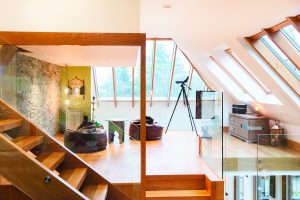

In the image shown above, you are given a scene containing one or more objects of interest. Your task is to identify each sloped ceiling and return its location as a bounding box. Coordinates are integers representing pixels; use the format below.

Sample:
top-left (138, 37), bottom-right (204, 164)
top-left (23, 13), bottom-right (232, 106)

top-left (140, 0), bottom-right (300, 127)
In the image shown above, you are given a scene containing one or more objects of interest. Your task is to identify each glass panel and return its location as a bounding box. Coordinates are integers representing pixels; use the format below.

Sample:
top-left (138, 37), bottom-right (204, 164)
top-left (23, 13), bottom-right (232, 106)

top-left (257, 134), bottom-right (300, 200)
top-left (281, 25), bottom-right (300, 52)
top-left (260, 35), bottom-right (300, 80)
top-left (153, 40), bottom-right (174, 99)
top-left (200, 91), bottom-right (223, 178)
top-left (94, 67), bottom-right (114, 99)
top-left (170, 49), bottom-right (191, 99)
top-left (115, 67), bottom-right (132, 99)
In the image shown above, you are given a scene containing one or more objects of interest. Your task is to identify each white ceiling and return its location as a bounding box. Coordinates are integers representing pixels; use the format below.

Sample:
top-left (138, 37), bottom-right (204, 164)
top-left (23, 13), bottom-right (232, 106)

top-left (19, 46), bottom-right (139, 67)
top-left (141, 0), bottom-right (300, 56)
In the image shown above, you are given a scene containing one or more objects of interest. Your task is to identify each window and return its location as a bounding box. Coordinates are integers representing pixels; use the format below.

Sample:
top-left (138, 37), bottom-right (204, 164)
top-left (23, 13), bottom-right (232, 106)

top-left (93, 39), bottom-right (208, 104)
top-left (95, 67), bottom-right (113, 99)
top-left (260, 35), bottom-right (300, 80)
top-left (189, 70), bottom-right (206, 100)
top-left (115, 67), bottom-right (132, 99)
top-left (292, 176), bottom-right (300, 200)
top-left (153, 40), bottom-right (174, 99)
top-left (170, 49), bottom-right (191, 99)
top-left (281, 25), bottom-right (300, 52)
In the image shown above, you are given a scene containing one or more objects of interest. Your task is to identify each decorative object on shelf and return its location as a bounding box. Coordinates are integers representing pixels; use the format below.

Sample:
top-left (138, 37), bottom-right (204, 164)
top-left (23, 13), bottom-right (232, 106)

top-left (255, 106), bottom-right (262, 116)
top-left (270, 119), bottom-right (285, 146)
top-left (129, 116), bottom-right (163, 141)
top-left (67, 76), bottom-right (85, 99)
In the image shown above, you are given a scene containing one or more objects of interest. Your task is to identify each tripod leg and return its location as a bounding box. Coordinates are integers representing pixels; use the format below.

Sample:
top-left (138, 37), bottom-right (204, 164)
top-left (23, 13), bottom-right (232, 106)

top-left (183, 88), bottom-right (198, 136)
top-left (165, 89), bottom-right (183, 133)
top-left (182, 89), bottom-right (194, 131)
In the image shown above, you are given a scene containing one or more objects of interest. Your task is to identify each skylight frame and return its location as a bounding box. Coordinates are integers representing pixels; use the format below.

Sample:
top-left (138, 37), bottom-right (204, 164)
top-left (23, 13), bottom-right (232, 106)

top-left (260, 35), bottom-right (300, 81)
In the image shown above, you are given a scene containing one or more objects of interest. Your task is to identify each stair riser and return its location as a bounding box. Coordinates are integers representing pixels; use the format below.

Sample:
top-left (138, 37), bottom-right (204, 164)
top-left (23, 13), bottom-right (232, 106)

top-left (146, 197), bottom-right (210, 200)
top-left (146, 175), bottom-right (206, 190)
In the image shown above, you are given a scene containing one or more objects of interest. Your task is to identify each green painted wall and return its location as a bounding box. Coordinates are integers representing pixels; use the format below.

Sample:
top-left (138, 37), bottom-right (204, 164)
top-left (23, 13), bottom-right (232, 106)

top-left (59, 66), bottom-right (91, 131)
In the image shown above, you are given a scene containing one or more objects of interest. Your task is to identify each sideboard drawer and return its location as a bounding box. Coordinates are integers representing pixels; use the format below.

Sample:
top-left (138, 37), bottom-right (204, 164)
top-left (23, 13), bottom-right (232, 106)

top-left (229, 125), bottom-right (238, 134)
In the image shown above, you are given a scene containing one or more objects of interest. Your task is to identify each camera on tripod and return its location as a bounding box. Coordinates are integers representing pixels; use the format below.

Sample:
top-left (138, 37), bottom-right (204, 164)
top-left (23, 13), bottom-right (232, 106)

top-left (175, 76), bottom-right (189, 84)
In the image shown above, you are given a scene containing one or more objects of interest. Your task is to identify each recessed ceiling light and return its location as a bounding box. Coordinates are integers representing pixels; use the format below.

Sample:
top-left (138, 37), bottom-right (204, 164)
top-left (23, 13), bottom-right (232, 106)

top-left (162, 4), bottom-right (172, 9)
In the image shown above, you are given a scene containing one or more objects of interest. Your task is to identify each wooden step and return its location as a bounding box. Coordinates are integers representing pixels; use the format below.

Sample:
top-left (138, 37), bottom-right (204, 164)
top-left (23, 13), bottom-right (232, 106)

top-left (60, 168), bottom-right (88, 190)
top-left (146, 175), bottom-right (206, 191)
top-left (82, 184), bottom-right (108, 200)
top-left (13, 136), bottom-right (44, 151)
top-left (146, 190), bottom-right (210, 200)
top-left (36, 151), bottom-right (65, 171)
top-left (0, 119), bottom-right (22, 132)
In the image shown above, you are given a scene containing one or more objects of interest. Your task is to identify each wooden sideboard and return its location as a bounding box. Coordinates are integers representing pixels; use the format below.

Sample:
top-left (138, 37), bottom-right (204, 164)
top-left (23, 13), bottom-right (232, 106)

top-left (229, 113), bottom-right (269, 143)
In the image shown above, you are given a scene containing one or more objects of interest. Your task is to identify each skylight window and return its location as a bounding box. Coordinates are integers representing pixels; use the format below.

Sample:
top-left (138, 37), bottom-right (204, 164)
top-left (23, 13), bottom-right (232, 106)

top-left (281, 25), bottom-right (300, 52)
top-left (260, 35), bottom-right (300, 80)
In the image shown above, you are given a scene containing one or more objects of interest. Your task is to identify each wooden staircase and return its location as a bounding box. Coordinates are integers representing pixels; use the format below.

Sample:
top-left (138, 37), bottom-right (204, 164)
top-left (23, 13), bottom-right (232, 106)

top-left (145, 175), bottom-right (223, 200)
top-left (0, 99), bottom-right (130, 200)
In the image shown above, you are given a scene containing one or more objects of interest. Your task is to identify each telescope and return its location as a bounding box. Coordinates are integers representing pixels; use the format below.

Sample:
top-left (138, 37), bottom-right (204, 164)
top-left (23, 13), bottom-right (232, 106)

top-left (175, 76), bottom-right (189, 84)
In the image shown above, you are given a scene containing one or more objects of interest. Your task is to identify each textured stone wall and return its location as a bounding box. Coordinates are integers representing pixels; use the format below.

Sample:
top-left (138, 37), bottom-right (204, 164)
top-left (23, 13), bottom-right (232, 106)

top-left (15, 53), bottom-right (61, 135)
top-left (0, 49), bottom-right (61, 135)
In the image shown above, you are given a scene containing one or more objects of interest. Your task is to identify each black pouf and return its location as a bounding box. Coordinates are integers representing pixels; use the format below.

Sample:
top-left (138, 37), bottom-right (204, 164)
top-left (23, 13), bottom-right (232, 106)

top-left (64, 121), bottom-right (107, 153)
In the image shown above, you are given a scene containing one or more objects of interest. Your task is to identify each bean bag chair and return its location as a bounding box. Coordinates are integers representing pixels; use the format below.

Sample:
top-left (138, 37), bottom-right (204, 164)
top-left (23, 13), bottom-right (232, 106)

top-left (64, 119), bottom-right (107, 153)
top-left (129, 116), bottom-right (163, 141)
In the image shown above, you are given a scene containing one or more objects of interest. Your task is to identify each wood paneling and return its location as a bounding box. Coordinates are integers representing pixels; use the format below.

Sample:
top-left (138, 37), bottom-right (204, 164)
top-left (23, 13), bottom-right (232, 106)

top-left (0, 32), bottom-right (145, 46)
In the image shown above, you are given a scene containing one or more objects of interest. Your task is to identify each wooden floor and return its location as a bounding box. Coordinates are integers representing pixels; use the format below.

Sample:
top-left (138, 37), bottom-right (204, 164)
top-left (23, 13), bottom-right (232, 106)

top-left (55, 131), bottom-right (300, 183)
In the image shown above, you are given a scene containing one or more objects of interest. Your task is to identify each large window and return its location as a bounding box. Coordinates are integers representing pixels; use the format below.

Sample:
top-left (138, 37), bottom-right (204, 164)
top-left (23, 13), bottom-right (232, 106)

top-left (260, 35), bottom-right (300, 80)
top-left (93, 39), bottom-right (207, 104)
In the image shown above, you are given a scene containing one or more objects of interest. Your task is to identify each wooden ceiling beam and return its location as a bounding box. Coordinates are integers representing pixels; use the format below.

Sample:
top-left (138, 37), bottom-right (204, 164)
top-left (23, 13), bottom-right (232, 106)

top-left (0, 32), bottom-right (145, 46)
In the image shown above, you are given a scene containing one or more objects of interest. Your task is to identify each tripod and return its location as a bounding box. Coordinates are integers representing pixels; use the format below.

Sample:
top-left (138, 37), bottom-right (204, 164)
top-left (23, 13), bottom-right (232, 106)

top-left (165, 77), bottom-right (198, 136)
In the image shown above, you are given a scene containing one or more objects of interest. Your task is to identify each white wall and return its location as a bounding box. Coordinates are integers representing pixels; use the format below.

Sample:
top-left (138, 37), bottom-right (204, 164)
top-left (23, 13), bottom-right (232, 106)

top-left (94, 98), bottom-right (231, 132)
top-left (0, 0), bottom-right (140, 33)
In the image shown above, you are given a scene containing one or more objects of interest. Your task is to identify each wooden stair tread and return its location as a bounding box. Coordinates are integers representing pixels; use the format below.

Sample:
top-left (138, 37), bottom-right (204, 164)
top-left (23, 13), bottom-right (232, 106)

top-left (13, 136), bottom-right (44, 151)
top-left (37, 151), bottom-right (65, 171)
top-left (60, 168), bottom-right (88, 190)
top-left (146, 190), bottom-right (210, 197)
top-left (0, 119), bottom-right (22, 132)
top-left (82, 184), bottom-right (108, 200)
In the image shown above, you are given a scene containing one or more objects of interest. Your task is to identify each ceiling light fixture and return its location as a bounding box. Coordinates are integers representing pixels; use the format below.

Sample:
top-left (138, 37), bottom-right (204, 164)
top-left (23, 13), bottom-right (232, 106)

top-left (162, 3), bottom-right (172, 8)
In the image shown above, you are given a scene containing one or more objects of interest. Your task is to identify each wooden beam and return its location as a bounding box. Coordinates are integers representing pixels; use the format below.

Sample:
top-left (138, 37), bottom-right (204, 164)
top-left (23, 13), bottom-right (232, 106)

top-left (247, 31), bottom-right (266, 42)
top-left (167, 44), bottom-right (177, 107)
top-left (140, 44), bottom-right (146, 200)
top-left (225, 49), bottom-right (271, 94)
top-left (187, 66), bottom-right (193, 96)
top-left (112, 67), bottom-right (117, 108)
top-left (0, 32), bottom-right (145, 46)
top-left (245, 37), bottom-right (300, 96)
top-left (210, 56), bottom-right (256, 101)
top-left (264, 29), bottom-right (300, 71)
top-left (287, 17), bottom-right (300, 33)
top-left (150, 40), bottom-right (157, 107)
top-left (132, 66), bottom-right (135, 107)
